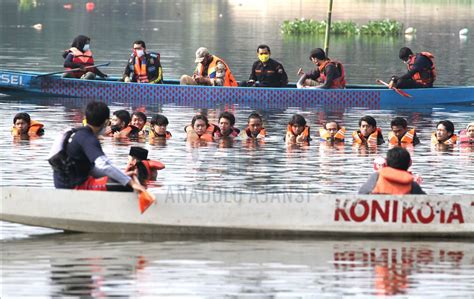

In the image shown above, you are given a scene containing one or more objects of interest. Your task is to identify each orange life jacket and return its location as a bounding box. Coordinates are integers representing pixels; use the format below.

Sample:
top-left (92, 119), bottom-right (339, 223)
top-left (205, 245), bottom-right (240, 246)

top-left (149, 130), bottom-right (172, 139)
top-left (66, 47), bottom-right (94, 78)
top-left (431, 132), bottom-right (457, 145)
top-left (142, 160), bottom-right (165, 181)
top-left (318, 59), bottom-right (346, 88)
top-left (243, 127), bottom-right (266, 139)
top-left (186, 124), bottom-right (216, 142)
top-left (134, 56), bottom-right (149, 83)
top-left (388, 128), bottom-right (416, 145)
top-left (11, 120), bottom-right (44, 136)
top-left (352, 128), bottom-right (382, 146)
top-left (407, 52), bottom-right (436, 86)
top-left (195, 55), bottom-right (238, 87)
top-left (286, 125), bottom-right (310, 142)
top-left (372, 167), bottom-right (414, 194)
top-left (458, 130), bottom-right (473, 144)
top-left (319, 127), bottom-right (345, 142)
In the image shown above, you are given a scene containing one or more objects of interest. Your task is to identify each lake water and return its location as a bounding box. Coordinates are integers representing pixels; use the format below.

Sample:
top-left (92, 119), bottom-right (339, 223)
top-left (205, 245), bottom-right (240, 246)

top-left (1, 0), bottom-right (473, 297)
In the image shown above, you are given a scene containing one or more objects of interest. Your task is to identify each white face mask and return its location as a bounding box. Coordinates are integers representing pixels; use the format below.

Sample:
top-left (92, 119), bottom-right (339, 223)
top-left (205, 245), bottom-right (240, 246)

top-left (136, 49), bottom-right (144, 57)
top-left (83, 44), bottom-right (90, 51)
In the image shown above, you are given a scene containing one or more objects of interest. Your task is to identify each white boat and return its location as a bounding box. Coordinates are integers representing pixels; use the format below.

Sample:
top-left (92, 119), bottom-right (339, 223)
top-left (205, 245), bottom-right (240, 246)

top-left (1, 187), bottom-right (472, 237)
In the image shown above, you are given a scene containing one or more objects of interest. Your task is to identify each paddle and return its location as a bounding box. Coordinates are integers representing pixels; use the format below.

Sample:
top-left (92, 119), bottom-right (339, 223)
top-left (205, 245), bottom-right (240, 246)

top-left (36, 62), bottom-right (110, 78)
top-left (376, 79), bottom-right (412, 98)
top-left (138, 190), bottom-right (156, 214)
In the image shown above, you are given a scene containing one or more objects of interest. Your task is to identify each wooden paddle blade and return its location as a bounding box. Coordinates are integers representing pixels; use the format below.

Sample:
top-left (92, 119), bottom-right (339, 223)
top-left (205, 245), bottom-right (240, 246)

top-left (138, 191), bottom-right (156, 214)
top-left (376, 79), bottom-right (412, 98)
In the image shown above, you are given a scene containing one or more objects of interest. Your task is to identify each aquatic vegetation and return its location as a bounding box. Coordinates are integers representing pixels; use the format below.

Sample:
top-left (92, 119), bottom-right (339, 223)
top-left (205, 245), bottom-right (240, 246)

top-left (281, 18), bottom-right (403, 36)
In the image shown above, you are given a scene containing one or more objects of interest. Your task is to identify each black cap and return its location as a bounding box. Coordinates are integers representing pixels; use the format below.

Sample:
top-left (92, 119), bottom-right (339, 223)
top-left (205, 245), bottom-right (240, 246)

top-left (399, 47), bottom-right (413, 61)
top-left (129, 146), bottom-right (148, 160)
top-left (309, 48), bottom-right (326, 60)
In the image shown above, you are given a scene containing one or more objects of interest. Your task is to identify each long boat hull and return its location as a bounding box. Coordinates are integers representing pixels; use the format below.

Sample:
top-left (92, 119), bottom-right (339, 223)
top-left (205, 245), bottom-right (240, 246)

top-left (1, 187), bottom-right (472, 237)
top-left (1, 70), bottom-right (473, 109)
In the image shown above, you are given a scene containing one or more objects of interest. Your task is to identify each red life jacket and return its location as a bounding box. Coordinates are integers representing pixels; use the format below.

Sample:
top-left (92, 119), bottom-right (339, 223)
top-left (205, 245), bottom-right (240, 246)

top-left (318, 60), bottom-right (346, 88)
top-left (142, 160), bottom-right (165, 181)
top-left (459, 130), bottom-right (473, 144)
top-left (11, 120), bottom-right (44, 136)
top-left (372, 167), bottom-right (414, 194)
top-left (407, 52), bottom-right (436, 86)
top-left (66, 47), bottom-right (94, 78)
top-left (388, 128), bottom-right (416, 145)
top-left (195, 55), bottom-right (238, 87)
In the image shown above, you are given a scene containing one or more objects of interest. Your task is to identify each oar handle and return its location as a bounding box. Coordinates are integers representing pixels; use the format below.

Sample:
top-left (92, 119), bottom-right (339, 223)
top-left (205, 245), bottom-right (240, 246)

top-left (36, 62), bottom-right (110, 78)
top-left (376, 79), bottom-right (412, 98)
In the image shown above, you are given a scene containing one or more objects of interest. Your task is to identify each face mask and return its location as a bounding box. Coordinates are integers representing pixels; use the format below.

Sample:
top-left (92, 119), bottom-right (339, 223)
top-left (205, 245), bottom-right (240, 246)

top-left (136, 49), bottom-right (144, 57)
top-left (258, 54), bottom-right (270, 63)
top-left (83, 44), bottom-right (90, 51)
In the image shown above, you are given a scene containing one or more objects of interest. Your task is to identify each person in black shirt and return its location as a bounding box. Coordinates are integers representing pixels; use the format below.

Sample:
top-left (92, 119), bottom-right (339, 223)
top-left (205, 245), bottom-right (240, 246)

top-left (389, 47), bottom-right (436, 89)
top-left (244, 44), bottom-right (288, 87)
top-left (297, 48), bottom-right (346, 89)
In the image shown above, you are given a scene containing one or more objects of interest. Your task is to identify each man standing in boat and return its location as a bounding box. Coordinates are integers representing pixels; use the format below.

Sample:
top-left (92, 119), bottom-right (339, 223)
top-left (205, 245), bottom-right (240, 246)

top-left (180, 47), bottom-right (238, 87)
top-left (122, 40), bottom-right (163, 84)
top-left (244, 44), bottom-right (288, 87)
top-left (358, 147), bottom-right (425, 194)
top-left (297, 48), bottom-right (346, 89)
top-left (388, 47), bottom-right (436, 89)
top-left (49, 101), bottom-right (147, 193)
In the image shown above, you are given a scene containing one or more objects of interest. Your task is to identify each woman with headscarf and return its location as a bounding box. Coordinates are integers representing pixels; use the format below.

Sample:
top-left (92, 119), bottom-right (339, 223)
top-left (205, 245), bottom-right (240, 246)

top-left (62, 35), bottom-right (107, 80)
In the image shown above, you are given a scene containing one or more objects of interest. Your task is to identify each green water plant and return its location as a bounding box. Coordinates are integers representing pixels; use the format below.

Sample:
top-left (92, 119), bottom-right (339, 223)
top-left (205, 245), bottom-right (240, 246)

top-left (281, 18), bottom-right (403, 36)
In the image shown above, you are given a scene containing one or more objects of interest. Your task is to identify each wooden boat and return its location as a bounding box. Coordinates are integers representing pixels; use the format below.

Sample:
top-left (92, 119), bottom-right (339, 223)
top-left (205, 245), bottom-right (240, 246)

top-left (1, 69), bottom-right (473, 109)
top-left (1, 187), bottom-right (472, 237)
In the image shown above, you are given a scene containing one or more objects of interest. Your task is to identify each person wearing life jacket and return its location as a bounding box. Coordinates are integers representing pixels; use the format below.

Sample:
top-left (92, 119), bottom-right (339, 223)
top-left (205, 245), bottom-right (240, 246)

top-left (243, 44), bottom-right (288, 87)
top-left (431, 120), bottom-right (458, 145)
top-left (49, 101), bottom-right (148, 193)
top-left (285, 114), bottom-right (311, 145)
top-left (319, 121), bottom-right (345, 144)
top-left (149, 114), bottom-right (172, 139)
top-left (122, 40), bottom-right (163, 84)
top-left (62, 35), bottom-right (107, 80)
top-left (459, 122), bottom-right (474, 144)
top-left (125, 146), bottom-right (165, 184)
top-left (214, 111), bottom-right (240, 139)
top-left (241, 112), bottom-right (267, 140)
top-left (131, 111), bottom-right (149, 137)
top-left (11, 112), bottom-right (45, 137)
top-left (105, 110), bottom-right (139, 138)
top-left (185, 114), bottom-right (218, 142)
top-left (352, 116), bottom-right (385, 146)
top-left (180, 47), bottom-right (238, 87)
top-left (388, 117), bottom-right (420, 146)
top-left (297, 48), bottom-right (346, 89)
top-left (359, 147), bottom-right (425, 195)
top-left (389, 47), bottom-right (436, 89)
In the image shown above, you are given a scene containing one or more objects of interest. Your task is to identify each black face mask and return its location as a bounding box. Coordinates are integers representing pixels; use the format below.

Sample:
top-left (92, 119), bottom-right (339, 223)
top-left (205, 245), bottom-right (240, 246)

top-left (110, 125), bottom-right (122, 133)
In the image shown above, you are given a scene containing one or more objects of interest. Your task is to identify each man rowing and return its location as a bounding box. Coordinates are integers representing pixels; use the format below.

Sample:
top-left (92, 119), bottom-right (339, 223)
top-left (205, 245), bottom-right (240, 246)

top-left (389, 47), bottom-right (436, 89)
top-left (49, 101), bottom-right (147, 192)
top-left (297, 48), bottom-right (346, 89)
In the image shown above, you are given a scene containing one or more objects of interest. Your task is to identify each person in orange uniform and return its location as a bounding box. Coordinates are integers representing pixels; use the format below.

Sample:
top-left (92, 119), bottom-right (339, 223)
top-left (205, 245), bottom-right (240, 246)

top-left (62, 35), bottom-right (107, 80)
top-left (431, 120), bottom-right (457, 145)
top-left (149, 114), bottom-right (172, 139)
top-left (11, 112), bottom-right (44, 137)
top-left (122, 40), bottom-right (163, 84)
top-left (185, 114), bottom-right (218, 142)
top-left (459, 122), bottom-right (474, 144)
top-left (388, 117), bottom-right (420, 146)
top-left (125, 146), bottom-right (165, 183)
top-left (352, 116), bottom-right (384, 146)
top-left (241, 112), bottom-right (267, 140)
top-left (105, 110), bottom-right (139, 138)
top-left (389, 47), bottom-right (436, 89)
top-left (359, 147), bottom-right (425, 194)
top-left (297, 48), bottom-right (346, 89)
top-left (319, 121), bottom-right (345, 144)
top-left (285, 114), bottom-right (311, 145)
top-left (180, 47), bottom-right (238, 87)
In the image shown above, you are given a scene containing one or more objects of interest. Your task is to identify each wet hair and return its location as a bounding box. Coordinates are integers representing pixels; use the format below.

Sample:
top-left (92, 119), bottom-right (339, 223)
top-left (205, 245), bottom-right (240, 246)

top-left (113, 110), bottom-right (131, 126)
top-left (191, 114), bottom-right (209, 127)
top-left (288, 114), bottom-right (306, 127)
top-left (358, 115), bottom-right (377, 127)
top-left (132, 111), bottom-right (147, 123)
top-left (13, 112), bottom-right (31, 125)
top-left (133, 40), bottom-right (146, 48)
top-left (437, 120), bottom-right (455, 135)
top-left (386, 147), bottom-right (411, 171)
top-left (390, 117), bottom-right (408, 128)
top-left (257, 44), bottom-right (271, 53)
top-left (150, 114), bottom-right (169, 126)
top-left (218, 111), bottom-right (236, 126)
top-left (309, 48), bottom-right (326, 61)
top-left (85, 101), bottom-right (110, 126)
top-left (247, 112), bottom-right (263, 123)
top-left (324, 121), bottom-right (340, 130)
top-left (399, 47), bottom-right (413, 61)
